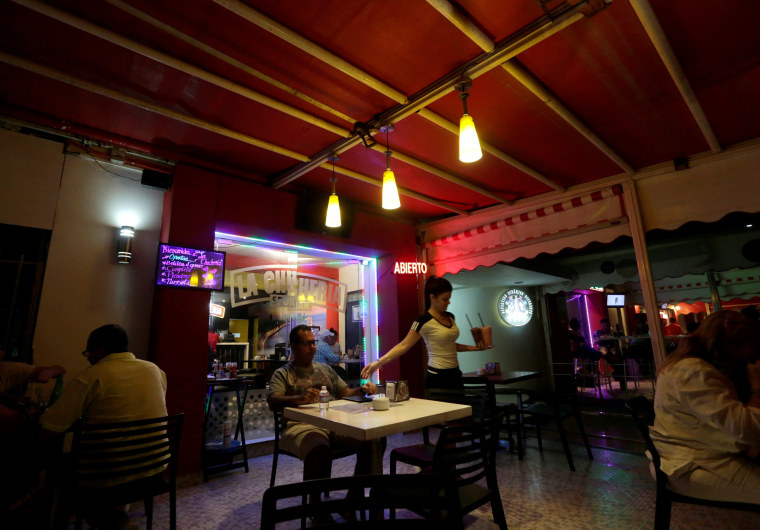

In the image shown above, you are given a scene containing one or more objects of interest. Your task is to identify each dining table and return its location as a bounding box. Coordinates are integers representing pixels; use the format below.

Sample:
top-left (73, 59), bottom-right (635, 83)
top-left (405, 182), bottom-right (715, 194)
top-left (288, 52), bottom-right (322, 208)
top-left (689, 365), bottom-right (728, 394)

top-left (283, 397), bottom-right (472, 473)
top-left (462, 370), bottom-right (543, 385)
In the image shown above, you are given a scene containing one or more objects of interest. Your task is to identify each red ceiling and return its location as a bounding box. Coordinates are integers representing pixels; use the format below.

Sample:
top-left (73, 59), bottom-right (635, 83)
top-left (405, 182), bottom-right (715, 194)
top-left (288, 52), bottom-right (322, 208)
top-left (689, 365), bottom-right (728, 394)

top-left (1, 0), bottom-right (759, 223)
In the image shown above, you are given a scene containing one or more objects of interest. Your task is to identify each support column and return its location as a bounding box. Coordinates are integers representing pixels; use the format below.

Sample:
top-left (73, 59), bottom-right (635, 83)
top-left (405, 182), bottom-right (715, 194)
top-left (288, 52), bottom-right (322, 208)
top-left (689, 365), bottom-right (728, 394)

top-left (150, 164), bottom-right (219, 476)
top-left (622, 179), bottom-right (667, 369)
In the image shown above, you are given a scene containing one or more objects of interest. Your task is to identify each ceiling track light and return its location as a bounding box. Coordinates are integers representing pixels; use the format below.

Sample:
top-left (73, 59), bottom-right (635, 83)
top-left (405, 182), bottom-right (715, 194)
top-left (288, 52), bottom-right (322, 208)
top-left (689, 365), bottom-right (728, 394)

top-left (353, 122), bottom-right (377, 148)
top-left (325, 154), bottom-right (342, 227)
top-left (455, 78), bottom-right (483, 163)
top-left (380, 125), bottom-right (401, 210)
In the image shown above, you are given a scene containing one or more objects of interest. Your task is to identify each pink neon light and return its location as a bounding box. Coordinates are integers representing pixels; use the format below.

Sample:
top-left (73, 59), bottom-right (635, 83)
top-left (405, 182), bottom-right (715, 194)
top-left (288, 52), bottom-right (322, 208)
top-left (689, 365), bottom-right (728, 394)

top-left (582, 294), bottom-right (594, 348)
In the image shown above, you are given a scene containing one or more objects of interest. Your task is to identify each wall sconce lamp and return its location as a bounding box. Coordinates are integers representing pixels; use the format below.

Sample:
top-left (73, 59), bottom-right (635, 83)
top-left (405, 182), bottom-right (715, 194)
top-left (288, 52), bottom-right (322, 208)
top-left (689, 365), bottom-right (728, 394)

top-left (117, 226), bottom-right (134, 264)
top-left (455, 78), bottom-right (482, 163)
top-left (325, 155), bottom-right (342, 227)
top-left (381, 125), bottom-right (401, 210)
top-left (353, 122), bottom-right (377, 148)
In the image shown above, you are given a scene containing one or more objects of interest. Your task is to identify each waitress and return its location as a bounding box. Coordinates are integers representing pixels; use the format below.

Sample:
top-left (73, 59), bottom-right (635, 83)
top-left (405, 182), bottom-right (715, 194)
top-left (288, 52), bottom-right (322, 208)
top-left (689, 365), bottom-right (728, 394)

top-left (361, 276), bottom-right (485, 391)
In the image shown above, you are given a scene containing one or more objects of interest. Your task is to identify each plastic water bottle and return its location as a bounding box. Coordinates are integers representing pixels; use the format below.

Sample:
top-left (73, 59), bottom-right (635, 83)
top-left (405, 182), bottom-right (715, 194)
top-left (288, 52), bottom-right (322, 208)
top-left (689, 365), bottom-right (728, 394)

top-left (319, 385), bottom-right (329, 412)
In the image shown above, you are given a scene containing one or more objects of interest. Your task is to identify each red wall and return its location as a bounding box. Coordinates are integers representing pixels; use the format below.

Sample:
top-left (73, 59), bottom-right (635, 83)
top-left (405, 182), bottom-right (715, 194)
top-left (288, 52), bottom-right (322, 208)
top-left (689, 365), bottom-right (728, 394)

top-left (151, 164), bottom-right (419, 475)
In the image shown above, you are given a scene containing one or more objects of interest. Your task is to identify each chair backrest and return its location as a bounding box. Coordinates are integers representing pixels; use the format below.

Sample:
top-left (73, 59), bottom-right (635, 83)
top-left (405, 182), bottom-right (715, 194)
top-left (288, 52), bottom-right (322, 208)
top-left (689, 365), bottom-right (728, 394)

top-left (461, 376), bottom-right (497, 419)
top-left (624, 396), bottom-right (661, 469)
top-left (432, 411), bottom-right (504, 489)
top-left (427, 386), bottom-right (489, 421)
top-left (69, 413), bottom-right (184, 488)
top-left (260, 473), bottom-right (462, 528)
top-left (272, 410), bottom-right (289, 454)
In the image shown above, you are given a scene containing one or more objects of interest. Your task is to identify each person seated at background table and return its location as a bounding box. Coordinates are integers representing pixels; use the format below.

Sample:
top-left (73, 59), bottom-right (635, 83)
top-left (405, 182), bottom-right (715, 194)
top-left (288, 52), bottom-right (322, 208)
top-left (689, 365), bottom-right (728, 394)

top-left (314, 328), bottom-right (341, 364)
top-left (39, 324), bottom-right (168, 529)
top-left (0, 355), bottom-right (66, 434)
top-left (650, 310), bottom-right (760, 504)
top-left (0, 351), bottom-right (66, 518)
top-left (267, 325), bottom-right (381, 520)
top-left (663, 317), bottom-right (684, 336)
top-left (328, 327), bottom-right (342, 356)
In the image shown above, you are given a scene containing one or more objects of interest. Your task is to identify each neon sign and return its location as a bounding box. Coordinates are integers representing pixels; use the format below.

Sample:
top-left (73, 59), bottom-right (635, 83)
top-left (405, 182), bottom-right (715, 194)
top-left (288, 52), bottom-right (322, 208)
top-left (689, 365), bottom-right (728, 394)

top-left (393, 262), bottom-right (428, 274)
top-left (229, 265), bottom-right (347, 312)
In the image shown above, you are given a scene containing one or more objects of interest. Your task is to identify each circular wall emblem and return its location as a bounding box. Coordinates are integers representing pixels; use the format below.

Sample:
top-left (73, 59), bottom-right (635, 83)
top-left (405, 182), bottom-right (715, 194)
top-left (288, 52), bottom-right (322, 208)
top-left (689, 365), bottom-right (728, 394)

top-left (497, 289), bottom-right (534, 327)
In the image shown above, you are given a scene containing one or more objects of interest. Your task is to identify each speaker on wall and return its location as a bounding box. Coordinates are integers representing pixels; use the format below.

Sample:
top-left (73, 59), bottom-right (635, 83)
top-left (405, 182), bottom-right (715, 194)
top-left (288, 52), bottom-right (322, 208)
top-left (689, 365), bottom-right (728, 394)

top-left (141, 169), bottom-right (173, 190)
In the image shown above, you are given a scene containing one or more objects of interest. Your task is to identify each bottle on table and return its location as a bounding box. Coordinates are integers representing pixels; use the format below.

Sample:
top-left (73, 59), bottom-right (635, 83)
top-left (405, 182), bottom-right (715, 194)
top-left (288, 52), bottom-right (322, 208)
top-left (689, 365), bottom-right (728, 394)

top-left (222, 420), bottom-right (232, 448)
top-left (319, 385), bottom-right (329, 412)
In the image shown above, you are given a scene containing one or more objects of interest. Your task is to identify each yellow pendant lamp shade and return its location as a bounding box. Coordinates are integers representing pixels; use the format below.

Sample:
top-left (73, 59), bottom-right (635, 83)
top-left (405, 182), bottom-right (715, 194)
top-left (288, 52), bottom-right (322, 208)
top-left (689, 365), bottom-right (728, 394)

top-left (325, 193), bottom-right (341, 227)
top-left (459, 114), bottom-right (482, 163)
top-left (325, 154), bottom-right (342, 227)
top-left (382, 169), bottom-right (401, 210)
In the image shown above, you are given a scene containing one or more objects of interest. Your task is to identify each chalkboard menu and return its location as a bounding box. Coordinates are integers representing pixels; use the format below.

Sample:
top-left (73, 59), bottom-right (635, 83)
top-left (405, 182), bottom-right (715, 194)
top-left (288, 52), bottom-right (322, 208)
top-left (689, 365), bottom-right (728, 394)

top-left (156, 243), bottom-right (226, 291)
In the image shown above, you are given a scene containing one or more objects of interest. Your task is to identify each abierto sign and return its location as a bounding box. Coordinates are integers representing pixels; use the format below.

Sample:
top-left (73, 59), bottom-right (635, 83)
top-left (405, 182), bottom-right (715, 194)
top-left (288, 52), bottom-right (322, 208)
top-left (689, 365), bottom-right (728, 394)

top-left (393, 262), bottom-right (428, 274)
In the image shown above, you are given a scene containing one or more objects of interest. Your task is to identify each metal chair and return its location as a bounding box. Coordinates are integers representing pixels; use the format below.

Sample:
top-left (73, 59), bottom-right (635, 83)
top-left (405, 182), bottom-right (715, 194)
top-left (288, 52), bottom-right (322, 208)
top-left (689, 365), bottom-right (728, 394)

top-left (515, 385), bottom-right (593, 471)
top-left (55, 413), bottom-right (184, 530)
top-left (260, 473), bottom-right (462, 528)
top-left (270, 410), bottom-right (357, 487)
top-left (625, 396), bottom-right (760, 530)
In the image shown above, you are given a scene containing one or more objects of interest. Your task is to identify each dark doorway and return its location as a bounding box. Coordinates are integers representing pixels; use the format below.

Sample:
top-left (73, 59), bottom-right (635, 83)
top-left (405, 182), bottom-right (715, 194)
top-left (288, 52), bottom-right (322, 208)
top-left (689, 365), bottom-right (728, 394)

top-left (0, 223), bottom-right (51, 363)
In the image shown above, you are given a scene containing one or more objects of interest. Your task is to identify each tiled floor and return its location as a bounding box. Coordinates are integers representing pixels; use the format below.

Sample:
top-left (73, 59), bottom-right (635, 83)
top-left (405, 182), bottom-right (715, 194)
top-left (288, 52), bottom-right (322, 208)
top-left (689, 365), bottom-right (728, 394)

top-left (119, 406), bottom-right (760, 529)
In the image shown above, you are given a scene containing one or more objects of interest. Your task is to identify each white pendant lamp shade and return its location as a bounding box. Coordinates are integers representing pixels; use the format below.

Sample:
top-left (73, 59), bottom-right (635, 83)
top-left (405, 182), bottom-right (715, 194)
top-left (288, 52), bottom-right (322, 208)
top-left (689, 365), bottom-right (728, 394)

top-left (459, 114), bottom-right (482, 163)
top-left (382, 169), bottom-right (401, 210)
top-left (325, 193), bottom-right (341, 227)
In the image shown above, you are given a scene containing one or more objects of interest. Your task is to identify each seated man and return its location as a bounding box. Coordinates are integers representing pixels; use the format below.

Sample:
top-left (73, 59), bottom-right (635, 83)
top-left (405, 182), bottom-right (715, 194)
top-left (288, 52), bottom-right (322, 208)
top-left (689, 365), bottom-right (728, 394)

top-left (267, 325), bottom-right (383, 518)
top-left (314, 329), bottom-right (341, 364)
top-left (40, 324), bottom-right (168, 528)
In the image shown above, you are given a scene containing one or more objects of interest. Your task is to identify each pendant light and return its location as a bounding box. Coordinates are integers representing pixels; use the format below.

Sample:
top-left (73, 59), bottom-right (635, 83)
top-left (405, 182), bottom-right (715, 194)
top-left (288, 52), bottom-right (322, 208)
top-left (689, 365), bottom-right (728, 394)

top-left (455, 79), bottom-right (482, 163)
top-left (380, 125), bottom-right (401, 210)
top-left (325, 154), bottom-right (341, 227)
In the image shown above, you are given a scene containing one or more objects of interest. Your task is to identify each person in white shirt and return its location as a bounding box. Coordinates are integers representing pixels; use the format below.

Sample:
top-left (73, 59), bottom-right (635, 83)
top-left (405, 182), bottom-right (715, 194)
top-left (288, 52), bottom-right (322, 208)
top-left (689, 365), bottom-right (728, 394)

top-left (650, 310), bottom-right (760, 504)
top-left (362, 276), bottom-right (485, 391)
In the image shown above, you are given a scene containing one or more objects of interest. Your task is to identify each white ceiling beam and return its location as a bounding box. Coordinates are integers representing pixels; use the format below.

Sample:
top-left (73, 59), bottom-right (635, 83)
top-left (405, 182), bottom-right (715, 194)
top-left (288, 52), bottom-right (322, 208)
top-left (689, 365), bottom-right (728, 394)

top-left (0, 52), bottom-right (310, 162)
top-left (13, 0), bottom-right (351, 138)
top-left (106, 0), bottom-right (357, 126)
top-left (629, 0), bottom-right (721, 153)
top-left (427, 0), bottom-right (635, 175)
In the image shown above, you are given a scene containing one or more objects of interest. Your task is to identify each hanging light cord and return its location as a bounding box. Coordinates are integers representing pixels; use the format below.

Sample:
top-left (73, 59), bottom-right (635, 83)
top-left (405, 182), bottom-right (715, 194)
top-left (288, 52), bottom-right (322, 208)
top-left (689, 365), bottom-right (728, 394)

top-left (385, 129), bottom-right (392, 170)
top-left (331, 157), bottom-right (337, 192)
top-left (459, 89), bottom-right (470, 115)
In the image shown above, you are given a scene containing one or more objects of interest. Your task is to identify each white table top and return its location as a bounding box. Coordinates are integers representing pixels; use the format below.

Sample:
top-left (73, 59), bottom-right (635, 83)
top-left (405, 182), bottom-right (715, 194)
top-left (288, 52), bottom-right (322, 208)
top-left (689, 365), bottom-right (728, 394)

top-left (283, 397), bottom-right (472, 441)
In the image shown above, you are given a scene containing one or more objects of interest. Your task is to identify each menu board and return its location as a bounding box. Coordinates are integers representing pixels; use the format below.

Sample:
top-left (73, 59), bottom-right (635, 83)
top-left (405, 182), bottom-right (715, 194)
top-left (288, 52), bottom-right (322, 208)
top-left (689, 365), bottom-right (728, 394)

top-left (156, 244), bottom-right (226, 291)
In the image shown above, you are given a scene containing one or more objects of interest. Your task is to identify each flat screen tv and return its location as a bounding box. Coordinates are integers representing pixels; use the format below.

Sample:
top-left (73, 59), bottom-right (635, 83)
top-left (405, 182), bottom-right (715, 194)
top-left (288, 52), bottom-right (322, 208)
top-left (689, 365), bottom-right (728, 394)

top-left (607, 293), bottom-right (625, 307)
top-left (155, 243), bottom-right (226, 291)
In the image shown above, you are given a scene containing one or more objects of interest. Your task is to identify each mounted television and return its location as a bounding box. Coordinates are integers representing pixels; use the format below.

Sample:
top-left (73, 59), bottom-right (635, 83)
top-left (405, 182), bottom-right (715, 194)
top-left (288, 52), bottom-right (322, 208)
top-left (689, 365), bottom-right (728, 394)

top-left (155, 243), bottom-right (226, 291)
top-left (607, 293), bottom-right (625, 307)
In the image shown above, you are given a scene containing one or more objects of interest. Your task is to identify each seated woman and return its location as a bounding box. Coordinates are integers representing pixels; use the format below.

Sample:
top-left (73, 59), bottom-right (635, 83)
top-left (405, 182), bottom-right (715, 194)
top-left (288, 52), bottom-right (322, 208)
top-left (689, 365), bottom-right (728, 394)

top-left (650, 310), bottom-right (760, 504)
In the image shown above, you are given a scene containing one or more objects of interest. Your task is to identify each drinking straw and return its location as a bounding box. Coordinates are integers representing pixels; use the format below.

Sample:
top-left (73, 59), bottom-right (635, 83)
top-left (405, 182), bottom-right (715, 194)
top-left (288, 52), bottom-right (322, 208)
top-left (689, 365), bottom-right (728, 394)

top-left (465, 314), bottom-right (474, 329)
top-left (478, 312), bottom-right (485, 326)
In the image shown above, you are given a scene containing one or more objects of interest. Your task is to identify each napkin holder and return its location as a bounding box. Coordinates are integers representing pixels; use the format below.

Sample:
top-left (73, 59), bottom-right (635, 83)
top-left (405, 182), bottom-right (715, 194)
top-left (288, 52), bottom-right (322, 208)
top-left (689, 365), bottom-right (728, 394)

top-left (385, 380), bottom-right (410, 402)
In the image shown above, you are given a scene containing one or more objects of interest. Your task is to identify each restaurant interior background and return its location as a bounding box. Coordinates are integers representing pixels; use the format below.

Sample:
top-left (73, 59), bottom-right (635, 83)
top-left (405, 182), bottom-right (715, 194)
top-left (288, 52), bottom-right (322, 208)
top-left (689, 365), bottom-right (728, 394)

top-left (2, 0), bottom-right (760, 477)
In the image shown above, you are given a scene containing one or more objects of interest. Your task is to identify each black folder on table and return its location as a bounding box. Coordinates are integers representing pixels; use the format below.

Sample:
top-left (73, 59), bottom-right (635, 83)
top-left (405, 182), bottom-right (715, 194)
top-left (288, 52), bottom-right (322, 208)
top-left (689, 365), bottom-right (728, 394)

top-left (342, 395), bottom-right (373, 403)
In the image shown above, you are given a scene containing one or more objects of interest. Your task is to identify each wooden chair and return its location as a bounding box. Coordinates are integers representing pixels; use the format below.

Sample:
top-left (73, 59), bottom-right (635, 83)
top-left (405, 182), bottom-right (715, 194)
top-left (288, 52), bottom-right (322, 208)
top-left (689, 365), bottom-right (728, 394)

top-left (270, 410), bottom-right (357, 487)
top-left (516, 385), bottom-right (593, 471)
top-left (624, 396), bottom-right (760, 530)
top-left (54, 413), bottom-right (184, 530)
top-left (260, 473), bottom-right (462, 528)
top-left (394, 413), bottom-right (508, 529)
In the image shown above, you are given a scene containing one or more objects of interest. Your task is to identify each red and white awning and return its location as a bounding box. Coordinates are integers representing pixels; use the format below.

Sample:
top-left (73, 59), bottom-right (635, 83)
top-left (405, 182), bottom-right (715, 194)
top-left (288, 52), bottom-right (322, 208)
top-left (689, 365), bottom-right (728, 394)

top-left (425, 186), bottom-right (629, 276)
